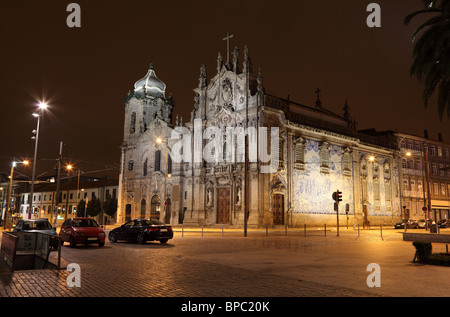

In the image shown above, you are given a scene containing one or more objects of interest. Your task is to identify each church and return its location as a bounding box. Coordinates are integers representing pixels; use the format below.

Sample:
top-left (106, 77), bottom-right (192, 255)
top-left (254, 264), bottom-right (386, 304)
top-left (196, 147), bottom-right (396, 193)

top-left (116, 41), bottom-right (402, 228)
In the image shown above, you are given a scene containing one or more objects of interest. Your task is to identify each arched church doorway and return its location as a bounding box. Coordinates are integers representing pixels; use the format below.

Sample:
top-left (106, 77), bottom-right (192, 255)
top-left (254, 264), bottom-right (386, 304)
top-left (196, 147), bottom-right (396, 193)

top-left (272, 194), bottom-right (284, 225)
top-left (217, 188), bottom-right (230, 224)
top-left (125, 204), bottom-right (132, 222)
top-left (151, 195), bottom-right (161, 220)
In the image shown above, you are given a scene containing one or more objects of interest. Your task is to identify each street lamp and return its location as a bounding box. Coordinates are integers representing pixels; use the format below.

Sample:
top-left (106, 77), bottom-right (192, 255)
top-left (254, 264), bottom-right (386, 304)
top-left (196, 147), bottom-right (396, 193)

top-left (4, 160), bottom-right (29, 229)
top-left (28, 102), bottom-right (47, 219)
top-left (156, 137), bottom-right (169, 223)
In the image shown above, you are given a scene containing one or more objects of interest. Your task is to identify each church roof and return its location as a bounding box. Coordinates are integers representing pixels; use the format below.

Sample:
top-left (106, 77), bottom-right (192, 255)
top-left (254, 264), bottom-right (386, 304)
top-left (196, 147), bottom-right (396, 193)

top-left (134, 63), bottom-right (166, 98)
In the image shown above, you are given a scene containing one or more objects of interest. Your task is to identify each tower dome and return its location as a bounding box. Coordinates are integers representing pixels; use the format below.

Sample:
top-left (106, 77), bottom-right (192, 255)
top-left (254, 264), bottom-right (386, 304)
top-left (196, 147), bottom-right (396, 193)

top-left (134, 63), bottom-right (166, 98)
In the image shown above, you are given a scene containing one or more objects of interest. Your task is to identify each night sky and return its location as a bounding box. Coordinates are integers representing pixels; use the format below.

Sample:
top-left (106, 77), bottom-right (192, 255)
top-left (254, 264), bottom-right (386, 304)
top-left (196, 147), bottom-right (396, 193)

top-left (1, 0), bottom-right (448, 180)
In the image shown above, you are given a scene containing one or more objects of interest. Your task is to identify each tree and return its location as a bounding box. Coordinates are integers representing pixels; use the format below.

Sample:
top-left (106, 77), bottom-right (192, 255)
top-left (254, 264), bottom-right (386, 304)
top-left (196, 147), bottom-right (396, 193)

top-left (76, 199), bottom-right (86, 217)
top-left (404, 0), bottom-right (450, 120)
top-left (86, 196), bottom-right (102, 217)
top-left (103, 195), bottom-right (118, 217)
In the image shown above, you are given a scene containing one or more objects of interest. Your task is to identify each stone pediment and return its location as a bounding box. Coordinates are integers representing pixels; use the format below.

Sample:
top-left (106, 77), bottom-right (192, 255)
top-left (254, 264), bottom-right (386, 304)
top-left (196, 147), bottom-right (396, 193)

top-left (140, 117), bottom-right (173, 140)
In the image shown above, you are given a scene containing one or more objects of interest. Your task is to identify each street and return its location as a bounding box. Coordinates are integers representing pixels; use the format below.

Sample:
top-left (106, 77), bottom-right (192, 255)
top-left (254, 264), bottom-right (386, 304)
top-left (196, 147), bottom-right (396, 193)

top-left (1, 226), bottom-right (450, 308)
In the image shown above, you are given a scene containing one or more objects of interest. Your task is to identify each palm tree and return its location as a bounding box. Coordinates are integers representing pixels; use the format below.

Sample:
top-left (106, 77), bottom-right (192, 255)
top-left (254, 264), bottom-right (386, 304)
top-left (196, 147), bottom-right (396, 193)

top-left (404, 0), bottom-right (450, 120)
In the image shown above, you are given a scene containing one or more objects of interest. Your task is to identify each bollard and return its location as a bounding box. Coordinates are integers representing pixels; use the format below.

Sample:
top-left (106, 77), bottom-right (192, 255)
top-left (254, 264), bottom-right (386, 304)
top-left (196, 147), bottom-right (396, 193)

top-left (222, 224), bottom-right (224, 237)
top-left (324, 224), bottom-right (326, 237)
top-left (202, 225), bottom-right (204, 237)
top-left (266, 224), bottom-right (268, 236)
top-left (304, 224), bottom-right (306, 237)
top-left (380, 225), bottom-right (383, 240)
top-left (356, 224), bottom-right (360, 240)
top-left (182, 224), bottom-right (184, 237)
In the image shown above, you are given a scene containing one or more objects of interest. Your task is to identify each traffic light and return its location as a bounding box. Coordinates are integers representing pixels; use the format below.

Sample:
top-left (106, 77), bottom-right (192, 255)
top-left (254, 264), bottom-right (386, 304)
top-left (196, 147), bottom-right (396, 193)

top-left (337, 190), bottom-right (342, 203)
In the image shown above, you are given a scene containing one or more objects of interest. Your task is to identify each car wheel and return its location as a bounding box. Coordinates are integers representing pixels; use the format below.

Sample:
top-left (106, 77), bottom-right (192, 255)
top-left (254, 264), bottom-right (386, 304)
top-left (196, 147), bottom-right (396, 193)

top-left (136, 233), bottom-right (145, 244)
top-left (160, 239), bottom-right (168, 244)
top-left (69, 236), bottom-right (76, 248)
top-left (109, 232), bottom-right (117, 243)
top-left (98, 242), bottom-right (105, 247)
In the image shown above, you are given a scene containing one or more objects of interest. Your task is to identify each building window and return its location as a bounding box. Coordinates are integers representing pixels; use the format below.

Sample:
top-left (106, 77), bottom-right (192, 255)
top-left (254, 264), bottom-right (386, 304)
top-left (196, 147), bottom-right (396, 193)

top-left (278, 139), bottom-right (285, 169)
top-left (431, 146), bottom-right (436, 156)
top-left (130, 112), bottom-right (136, 134)
top-left (441, 183), bottom-right (446, 197)
top-left (168, 155), bottom-right (173, 175)
top-left (128, 160), bottom-right (134, 171)
top-left (385, 180), bottom-right (391, 201)
top-left (415, 143), bottom-right (420, 151)
top-left (319, 142), bottom-right (330, 173)
top-left (294, 138), bottom-right (306, 170)
top-left (401, 140), bottom-right (406, 148)
top-left (403, 180), bottom-right (409, 191)
top-left (155, 150), bottom-right (161, 171)
top-left (415, 159), bottom-right (421, 170)
top-left (432, 163), bottom-right (437, 175)
top-left (402, 159), bottom-right (407, 169)
top-left (418, 180), bottom-right (423, 190)
top-left (433, 182), bottom-right (439, 195)
top-left (374, 179), bottom-right (380, 201)
top-left (439, 164), bottom-right (444, 176)
top-left (343, 152), bottom-right (351, 171)
top-left (143, 158), bottom-right (148, 176)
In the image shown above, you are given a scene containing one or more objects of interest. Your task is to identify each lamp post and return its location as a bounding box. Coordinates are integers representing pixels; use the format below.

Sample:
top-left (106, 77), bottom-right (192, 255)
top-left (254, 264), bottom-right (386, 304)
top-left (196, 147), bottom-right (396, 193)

top-left (28, 102), bottom-right (47, 219)
top-left (156, 137), bottom-right (170, 224)
top-left (4, 160), bottom-right (29, 229)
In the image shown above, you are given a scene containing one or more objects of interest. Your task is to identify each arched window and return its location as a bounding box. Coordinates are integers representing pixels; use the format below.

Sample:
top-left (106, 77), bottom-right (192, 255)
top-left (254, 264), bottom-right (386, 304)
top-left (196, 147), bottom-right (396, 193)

top-left (130, 112), bottom-right (136, 134)
top-left (294, 138), bottom-right (306, 170)
top-left (151, 195), bottom-right (160, 219)
top-left (128, 160), bottom-right (134, 171)
top-left (319, 142), bottom-right (330, 171)
top-left (155, 150), bottom-right (161, 171)
top-left (143, 158), bottom-right (148, 176)
top-left (167, 155), bottom-right (172, 175)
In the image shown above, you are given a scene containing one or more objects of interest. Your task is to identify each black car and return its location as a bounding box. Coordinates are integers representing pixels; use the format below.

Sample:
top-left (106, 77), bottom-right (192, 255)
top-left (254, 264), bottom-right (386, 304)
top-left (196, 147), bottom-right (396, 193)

top-left (438, 219), bottom-right (450, 228)
top-left (109, 219), bottom-right (173, 244)
top-left (394, 219), bottom-right (419, 229)
top-left (13, 219), bottom-right (59, 249)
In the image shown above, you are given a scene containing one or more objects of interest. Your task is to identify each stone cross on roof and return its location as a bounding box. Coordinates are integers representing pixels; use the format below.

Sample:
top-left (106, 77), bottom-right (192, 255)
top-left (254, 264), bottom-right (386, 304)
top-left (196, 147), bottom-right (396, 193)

top-left (222, 33), bottom-right (234, 67)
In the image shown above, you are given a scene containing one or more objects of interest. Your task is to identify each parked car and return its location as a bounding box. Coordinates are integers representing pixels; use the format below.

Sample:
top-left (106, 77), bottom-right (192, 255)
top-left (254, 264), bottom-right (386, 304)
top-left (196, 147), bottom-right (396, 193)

top-left (394, 219), bottom-right (419, 229)
top-left (417, 219), bottom-right (427, 229)
top-left (59, 217), bottom-right (105, 248)
top-left (438, 219), bottom-right (450, 228)
top-left (13, 219), bottom-right (59, 249)
top-left (109, 219), bottom-right (173, 244)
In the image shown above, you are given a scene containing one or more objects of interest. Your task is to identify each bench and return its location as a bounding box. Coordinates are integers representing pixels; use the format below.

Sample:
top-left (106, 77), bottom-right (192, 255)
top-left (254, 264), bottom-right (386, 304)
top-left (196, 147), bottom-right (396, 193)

top-left (402, 232), bottom-right (450, 263)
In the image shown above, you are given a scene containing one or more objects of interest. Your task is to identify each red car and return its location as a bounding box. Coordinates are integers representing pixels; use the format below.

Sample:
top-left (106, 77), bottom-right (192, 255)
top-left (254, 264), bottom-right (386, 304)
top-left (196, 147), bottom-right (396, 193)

top-left (60, 217), bottom-right (105, 247)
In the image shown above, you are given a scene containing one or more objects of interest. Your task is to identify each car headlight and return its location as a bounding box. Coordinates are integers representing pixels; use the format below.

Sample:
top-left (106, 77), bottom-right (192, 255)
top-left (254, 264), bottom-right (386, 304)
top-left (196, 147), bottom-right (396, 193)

top-left (73, 231), bottom-right (84, 236)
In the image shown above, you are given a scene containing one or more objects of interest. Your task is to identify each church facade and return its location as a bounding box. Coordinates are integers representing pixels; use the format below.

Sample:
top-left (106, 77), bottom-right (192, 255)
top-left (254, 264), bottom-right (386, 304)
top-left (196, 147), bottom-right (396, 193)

top-left (117, 45), bottom-right (402, 228)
